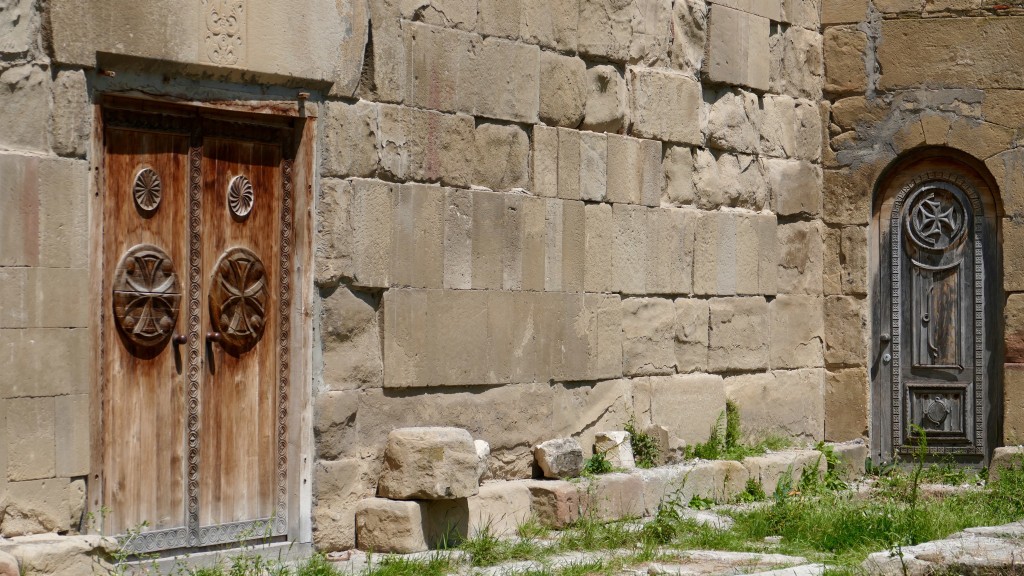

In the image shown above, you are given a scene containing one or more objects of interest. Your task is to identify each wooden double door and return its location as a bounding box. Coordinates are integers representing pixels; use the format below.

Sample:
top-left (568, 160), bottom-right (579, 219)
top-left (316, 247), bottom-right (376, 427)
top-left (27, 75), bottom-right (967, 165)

top-left (98, 100), bottom-right (297, 552)
top-left (873, 154), bottom-right (1001, 465)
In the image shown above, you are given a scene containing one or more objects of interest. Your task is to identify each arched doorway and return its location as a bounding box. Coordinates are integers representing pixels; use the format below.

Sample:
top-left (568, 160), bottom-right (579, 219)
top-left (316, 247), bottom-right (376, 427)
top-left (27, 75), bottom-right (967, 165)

top-left (871, 148), bottom-right (1002, 465)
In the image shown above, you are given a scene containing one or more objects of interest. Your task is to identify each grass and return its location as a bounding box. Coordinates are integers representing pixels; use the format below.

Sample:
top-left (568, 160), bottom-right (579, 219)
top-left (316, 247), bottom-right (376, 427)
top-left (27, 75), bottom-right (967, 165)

top-left (684, 401), bottom-right (792, 461)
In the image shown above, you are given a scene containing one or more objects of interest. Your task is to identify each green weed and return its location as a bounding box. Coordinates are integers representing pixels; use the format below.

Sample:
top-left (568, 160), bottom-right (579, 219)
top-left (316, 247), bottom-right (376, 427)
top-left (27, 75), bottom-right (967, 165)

top-left (582, 451), bottom-right (613, 475)
top-left (625, 414), bottom-right (661, 469)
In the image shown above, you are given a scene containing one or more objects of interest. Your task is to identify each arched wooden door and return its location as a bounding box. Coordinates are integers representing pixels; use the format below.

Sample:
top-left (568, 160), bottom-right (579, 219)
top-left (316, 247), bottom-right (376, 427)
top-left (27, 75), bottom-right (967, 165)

top-left (872, 151), bottom-right (1002, 465)
top-left (97, 97), bottom-right (301, 552)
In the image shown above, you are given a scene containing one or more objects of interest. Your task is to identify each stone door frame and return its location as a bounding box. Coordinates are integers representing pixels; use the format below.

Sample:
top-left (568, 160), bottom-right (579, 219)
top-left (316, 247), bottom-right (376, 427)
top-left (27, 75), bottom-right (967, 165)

top-left (87, 93), bottom-right (316, 549)
top-left (869, 147), bottom-right (1004, 466)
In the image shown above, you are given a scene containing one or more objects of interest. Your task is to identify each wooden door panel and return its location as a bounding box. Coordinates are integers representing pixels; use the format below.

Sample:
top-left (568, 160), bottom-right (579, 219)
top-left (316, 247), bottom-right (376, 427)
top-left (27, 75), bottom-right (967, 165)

top-left (102, 127), bottom-right (189, 537)
top-left (198, 138), bottom-right (282, 529)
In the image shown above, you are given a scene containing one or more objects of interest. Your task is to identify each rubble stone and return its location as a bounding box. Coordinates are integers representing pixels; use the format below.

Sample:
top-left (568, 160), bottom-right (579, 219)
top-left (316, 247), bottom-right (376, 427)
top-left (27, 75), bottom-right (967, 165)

top-left (533, 438), bottom-right (584, 480)
top-left (594, 431), bottom-right (636, 469)
top-left (377, 427), bottom-right (481, 500)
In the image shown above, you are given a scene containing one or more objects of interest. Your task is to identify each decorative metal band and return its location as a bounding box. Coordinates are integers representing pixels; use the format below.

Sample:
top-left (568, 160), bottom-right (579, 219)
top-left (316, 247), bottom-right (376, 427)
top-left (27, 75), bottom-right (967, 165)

top-left (124, 527), bottom-right (189, 554)
top-left (186, 141), bottom-right (203, 546)
top-left (889, 172), bottom-right (985, 457)
top-left (276, 158), bottom-right (293, 534)
top-left (132, 168), bottom-right (162, 215)
top-left (227, 175), bottom-right (254, 220)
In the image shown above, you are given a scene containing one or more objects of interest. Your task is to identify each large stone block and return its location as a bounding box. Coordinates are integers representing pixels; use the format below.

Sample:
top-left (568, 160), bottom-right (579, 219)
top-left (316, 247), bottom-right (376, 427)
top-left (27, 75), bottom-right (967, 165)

top-left (705, 4), bottom-right (770, 91)
top-left (670, 0), bottom-right (708, 75)
top-left (822, 0), bottom-right (867, 24)
top-left (684, 460), bottom-right (749, 502)
top-left (694, 211), bottom-right (775, 296)
top-left (582, 65), bottom-right (627, 133)
top-left (771, 25), bottom-right (824, 101)
top-left (0, 328), bottom-right (88, 398)
top-left (545, 199), bottom-right (565, 290)
top-left (634, 374), bottom-right (727, 449)
top-left (442, 188), bottom-right (473, 289)
top-left (823, 166), bottom-right (872, 225)
top-left (522, 197), bottom-right (548, 291)
top-left (561, 199), bottom-right (587, 293)
top-left (0, 0), bottom-right (38, 55)
top-left (467, 480), bottom-right (533, 537)
top-left (526, 480), bottom-right (584, 528)
top-left (461, 36), bottom-right (540, 123)
top-left (824, 296), bottom-right (867, 367)
top-left (646, 208), bottom-right (695, 295)
top-left (776, 220), bottom-right (824, 295)
top-left (584, 203), bottom-right (614, 293)
top-left (784, 0), bottom-right (820, 29)
top-left (823, 27), bottom-right (868, 94)
top-left (2, 534), bottom-right (115, 576)
top-left (473, 123), bottom-right (529, 191)
top-left (708, 297), bottom-right (769, 371)
top-left (879, 17), bottom-right (1024, 90)
top-left (663, 145), bottom-right (697, 206)
top-left (51, 70), bottom-right (90, 159)
top-left (0, 155), bottom-right (41, 263)
top-left (989, 446), bottom-right (1024, 484)
top-left (7, 398), bottom-right (54, 482)
top-left (315, 179), bottom-right (354, 286)
top-left (37, 158), bottom-right (88, 270)
top-left (606, 135), bottom-right (662, 207)
top-left (825, 368), bottom-right (868, 441)
top-left (532, 126), bottom-right (559, 198)
top-left (1008, 365), bottom-right (1024, 444)
top-left (521, 0), bottom-right (579, 51)
top-left (622, 298), bottom-right (677, 376)
top-left (629, 67), bottom-right (703, 145)
top-left (52, 0), bottom-right (368, 89)
top-left (322, 100), bottom-right (379, 179)
top-left (2, 478), bottom-right (71, 536)
top-left (986, 148), bottom-right (1024, 217)
top-left (822, 226), bottom-right (842, 295)
top-left (0, 65), bottom-right (49, 152)
top-left (1006, 218), bottom-right (1024, 292)
top-left (557, 128), bottom-right (582, 201)
top-left (540, 52), bottom-right (587, 128)
top-left (552, 379), bottom-right (632, 460)
top-left (578, 0), bottom-right (672, 63)
top-left (314, 391), bottom-right (360, 460)
top-left (391, 184), bottom-right (445, 289)
top-left (361, 11), bottom-right (408, 103)
top-left (770, 295), bottom-right (824, 370)
top-left (743, 450), bottom-right (826, 495)
top-left (693, 151), bottom-right (767, 210)
top-left (312, 458), bottom-right (377, 551)
top-left (674, 298), bottom-right (710, 372)
top-left (840, 225), bottom-right (868, 296)
top-left (612, 204), bottom-right (649, 294)
top-left (708, 0), bottom-right (782, 20)
top-left (579, 132), bottom-right (608, 202)
top-left (707, 89), bottom-right (761, 155)
top-left (349, 179), bottom-right (396, 288)
top-left (355, 498), bottom-right (469, 553)
top-left (470, 190), bottom-right (505, 289)
top-left (377, 105), bottom-right (475, 188)
top-left (725, 369), bottom-right (825, 441)
top-left (378, 427), bottom-right (481, 500)
top-left (766, 159), bottom-right (822, 217)
top-left (54, 395), bottom-right (88, 478)
top-left (533, 438), bottom-right (584, 480)
top-left (586, 473), bottom-right (645, 521)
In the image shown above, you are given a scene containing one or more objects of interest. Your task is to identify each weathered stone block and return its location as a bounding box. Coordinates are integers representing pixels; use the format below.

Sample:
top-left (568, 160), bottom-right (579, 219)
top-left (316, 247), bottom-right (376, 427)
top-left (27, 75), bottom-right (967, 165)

top-left (526, 480), bottom-right (584, 528)
top-left (31, 268), bottom-right (88, 329)
top-left (879, 18), bottom-right (1024, 91)
top-left (829, 440), bottom-right (868, 480)
top-left (460, 36), bottom-right (540, 123)
top-left (634, 374), bottom-right (727, 449)
top-left (314, 391), bottom-right (360, 460)
top-left (584, 203), bottom-right (614, 293)
top-left (540, 52), bottom-right (586, 128)
top-left (37, 157), bottom-right (87, 270)
top-left (629, 67), bottom-right (703, 145)
top-left (705, 4), bottom-right (770, 91)
top-left (474, 123), bottom-right (529, 191)
top-left (2, 478), bottom-right (71, 536)
top-left (561, 200), bottom-right (586, 293)
top-left (663, 145), bottom-right (697, 206)
top-left (707, 89), bottom-right (761, 155)
top-left (841, 225), bottom-right (868, 296)
top-left (684, 460), bottom-right (750, 502)
top-left (0, 329), bottom-right (88, 398)
top-left (612, 204), bottom-right (649, 295)
top-left (390, 184), bottom-right (445, 289)
top-left (822, 0), bottom-right (867, 24)
top-left (743, 450), bottom-right (826, 495)
top-left (467, 480), bottom-right (533, 537)
top-left (2, 534), bottom-right (115, 576)
top-left (545, 199), bottom-right (565, 291)
top-left (823, 226), bottom-right (841, 295)
top-left (1007, 218), bottom-right (1024, 292)
top-left (522, 197), bottom-right (548, 292)
top-left (594, 431), bottom-right (635, 469)
top-left (557, 128), bottom-right (582, 201)
top-left (354, 498), bottom-right (469, 553)
top-left (946, 118), bottom-right (1014, 162)
top-left (674, 299), bottom-right (710, 372)
top-left (694, 211), bottom-right (774, 296)
top-left (578, 0), bottom-right (672, 63)
top-left (378, 427), bottom-right (481, 500)
top-left (990, 446), bottom-right (1024, 484)
top-left (471, 191), bottom-right (505, 289)
top-left (322, 102), bottom-right (379, 180)
top-left (646, 207), bottom-right (695, 295)
top-left (350, 179), bottom-right (396, 288)
top-left (533, 126), bottom-right (559, 198)
top-left (1007, 365), bottom-right (1024, 444)
top-left (823, 27), bottom-right (868, 94)
top-left (771, 25), bottom-right (824, 101)
top-left (377, 105), bottom-right (475, 188)
top-left (708, 0), bottom-right (782, 20)
top-left (670, 0), bottom-right (708, 75)
top-left (0, 65), bottom-right (50, 152)
top-left (533, 438), bottom-right (584, 480)
top-left (986, 148), bottom-right (1024, 217)
top-left (693, 151), bottom-right (766, 210)
top-left (54, 395), bottom-right (88, 478)
top-left (404, 22), bottom-right (472, 111)
top-left (521, 0), bottom-right (579, 51)
top-left (51, 69), bottom-right (90, 159)
top-left (825, 367), bottom-right (869, 442)
top-left (8, 397), bottom-right (54, 481)
top-left (622, 298), bottom-right (677, 377)
top-left (766, 158), bottom-right (822, 217)
top-left (579, 132), bottom-right (607, 202)
top-left (396, 0), bottom-right (478, 30)
top-left (0, 0), bottom-right (37, 55)
top-left (361, 13), bottom-right (407, 103)
top-left (725, 369), bottom-right (825, 441)
top-left (824, 296), bottom-right (867, 367)
top-left (316, 179), bottom-right (354, 286)
top-left (770, 295), bottom-right (824, 370)
top-left (784, 0), bottom-right (820, 29)
top-left (586, 473), bottom-right (645, 521)
top-left (709, 297), bottom-right (769, 371)
top-left (478, 0), bottom-right (521, 38)
top-left (830, 96), bottom-right (888, 133)
top-left (582, 65), bottom-right (627, 133)
top-left (313, 458), bottom-right (376, 551)
top-left (776, 220), bottom-right (824, 295)
top-left (824, 166), bottom-right (872, 225)
top-left (442, 188), bottom-right (473, 290)
top-left (607, 134), bottom-right (650, 205)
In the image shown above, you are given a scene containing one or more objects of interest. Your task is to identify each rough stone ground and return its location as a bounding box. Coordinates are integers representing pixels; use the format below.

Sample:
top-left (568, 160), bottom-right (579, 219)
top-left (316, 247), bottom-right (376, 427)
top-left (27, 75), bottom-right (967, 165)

top-left (323, 500), bottom-right (1024, 576)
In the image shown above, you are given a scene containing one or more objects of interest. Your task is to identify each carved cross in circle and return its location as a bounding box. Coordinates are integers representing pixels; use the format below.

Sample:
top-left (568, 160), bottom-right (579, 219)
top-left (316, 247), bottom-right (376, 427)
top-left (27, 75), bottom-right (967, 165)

top-left (112, 244), bottom-right (182, 352)
top-left (209, 247), bottom-right (268, 355)
top-left (907, 188), bottom-right (965, 250)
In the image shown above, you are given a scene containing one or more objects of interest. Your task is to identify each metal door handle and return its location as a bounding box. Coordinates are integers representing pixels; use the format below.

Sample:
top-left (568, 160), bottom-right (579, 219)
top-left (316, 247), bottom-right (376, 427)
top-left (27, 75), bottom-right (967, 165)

top-left (172, 334), bottom-right (187, 345)
top-left (880, 334), bottom-right (891, 344)
top-left (206, 331), bottom-right (222, 343)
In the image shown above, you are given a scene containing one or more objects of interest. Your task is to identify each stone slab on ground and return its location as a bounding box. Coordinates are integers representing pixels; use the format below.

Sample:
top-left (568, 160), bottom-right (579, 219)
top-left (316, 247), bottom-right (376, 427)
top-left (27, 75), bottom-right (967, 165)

top-left (0, 534), bottom-right (115, 576)
top-left (988, 445), bottom-right (1024, 484)
top-left (862, 533), bottom-right (1024, 576)
top-left (642, 550), bottom-right (811, 575)
top-left (826, 440), bottom-right (867, 480)
top-left (377, 427), bottom-right (481, 500)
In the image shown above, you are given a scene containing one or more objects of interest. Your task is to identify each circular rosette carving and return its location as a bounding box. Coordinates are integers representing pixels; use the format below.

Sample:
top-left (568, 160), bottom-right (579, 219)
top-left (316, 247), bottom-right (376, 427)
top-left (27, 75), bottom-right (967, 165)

top-left (227, 175), bottom-right (254, 220)
top-left (905, 184), bottom-right (967, 251)
top-left (209, 247), bottom-right (268, 355)
top-left (133, 167), bottom-right (162, 215)
top-left (112, 244), bottom-right (182, 354)
top-left (924, 396), bottom-right (951, 429)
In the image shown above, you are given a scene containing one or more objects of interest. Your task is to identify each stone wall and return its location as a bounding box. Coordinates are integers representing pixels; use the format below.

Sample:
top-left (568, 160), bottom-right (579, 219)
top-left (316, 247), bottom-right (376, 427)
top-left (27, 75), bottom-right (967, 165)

top-left (0, 0), bottom-right (829, 552)
top-left (820, 0), bottom-right (1024, 445)
top-left (312, 0), bottom-right (826, 550)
